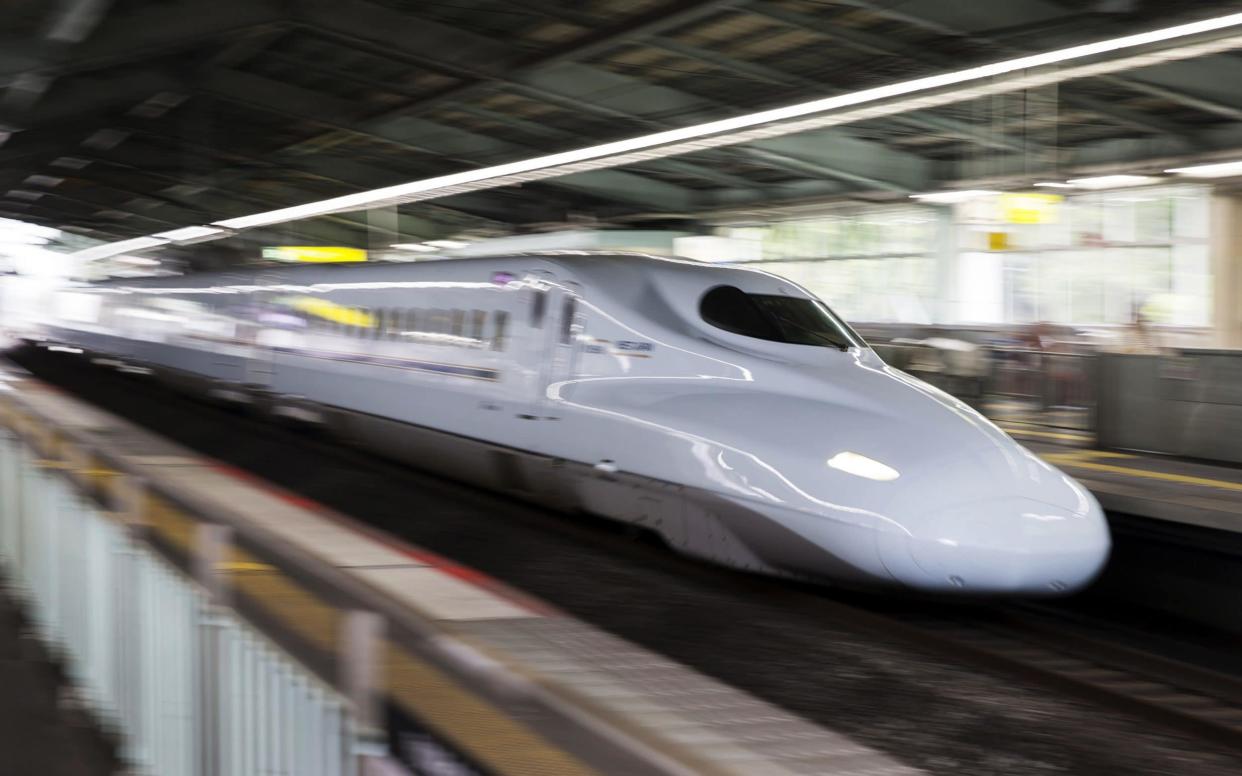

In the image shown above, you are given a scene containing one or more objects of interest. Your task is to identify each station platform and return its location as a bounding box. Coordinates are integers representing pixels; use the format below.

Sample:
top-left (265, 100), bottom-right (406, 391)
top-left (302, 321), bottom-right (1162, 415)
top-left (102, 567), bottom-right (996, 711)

top-left (996, 420), bottom-right (1242, 534)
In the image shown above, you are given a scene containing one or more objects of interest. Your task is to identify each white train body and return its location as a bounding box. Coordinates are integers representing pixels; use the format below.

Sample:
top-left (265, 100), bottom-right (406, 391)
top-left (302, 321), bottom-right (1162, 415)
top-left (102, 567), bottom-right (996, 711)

top-left (43, 252), bottom-right (1110, 595)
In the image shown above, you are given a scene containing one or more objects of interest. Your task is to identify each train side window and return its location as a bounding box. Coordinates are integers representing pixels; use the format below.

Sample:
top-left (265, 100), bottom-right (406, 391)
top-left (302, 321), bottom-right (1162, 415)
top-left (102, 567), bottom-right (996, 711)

top-left (530, 288), bottom-right (546, 328)
top-left (451, 309), bottom-right (464, 337)
top-left (560, 296), bottom-right (577, 344)
top-left (492, 310), bottom-right (508, 351)
top-left (471, 309), bottom-right (485, 342)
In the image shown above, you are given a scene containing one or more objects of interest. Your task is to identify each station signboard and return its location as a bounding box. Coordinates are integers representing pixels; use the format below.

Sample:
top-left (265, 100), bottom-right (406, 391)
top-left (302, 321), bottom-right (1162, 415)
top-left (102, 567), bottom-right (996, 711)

top-left (262, 246), bottom-right (367, 263)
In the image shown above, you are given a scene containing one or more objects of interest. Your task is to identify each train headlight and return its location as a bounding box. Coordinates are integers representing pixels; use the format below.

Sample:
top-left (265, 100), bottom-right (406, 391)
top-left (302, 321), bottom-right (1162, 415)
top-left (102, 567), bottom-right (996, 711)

top-left (827, 451), bottom-right (900, 482)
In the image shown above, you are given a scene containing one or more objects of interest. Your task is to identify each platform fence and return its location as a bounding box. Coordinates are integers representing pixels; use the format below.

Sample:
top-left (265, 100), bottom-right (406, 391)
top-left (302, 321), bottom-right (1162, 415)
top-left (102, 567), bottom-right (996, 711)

top-left (0, 424), bottom-right (359, 776)
top-left (875, 343), bottom-right (1098, 432)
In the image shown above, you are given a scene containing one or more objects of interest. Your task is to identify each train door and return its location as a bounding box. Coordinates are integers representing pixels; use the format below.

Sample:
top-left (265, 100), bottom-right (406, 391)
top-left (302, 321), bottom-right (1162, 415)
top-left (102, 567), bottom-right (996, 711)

top-left (528, 272), bottom-right (583, 418)
top-left (244, 270), bottom-right (277, 391)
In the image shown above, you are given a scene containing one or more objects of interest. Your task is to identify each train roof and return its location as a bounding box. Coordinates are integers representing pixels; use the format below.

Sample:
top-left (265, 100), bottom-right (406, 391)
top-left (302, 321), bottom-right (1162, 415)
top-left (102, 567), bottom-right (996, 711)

top-left (87, 251), bottom-right (775, 291)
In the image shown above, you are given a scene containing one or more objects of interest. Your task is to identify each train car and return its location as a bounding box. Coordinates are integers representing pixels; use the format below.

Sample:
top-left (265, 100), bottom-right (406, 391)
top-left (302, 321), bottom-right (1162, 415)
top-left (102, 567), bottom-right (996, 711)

top-left (42, 252), bottom-right (1110, 595)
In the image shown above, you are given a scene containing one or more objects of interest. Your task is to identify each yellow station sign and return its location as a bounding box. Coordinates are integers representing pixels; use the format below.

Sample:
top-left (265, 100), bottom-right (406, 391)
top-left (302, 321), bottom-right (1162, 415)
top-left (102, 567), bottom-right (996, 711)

top-left (262, 246), bottom-right (367, 263)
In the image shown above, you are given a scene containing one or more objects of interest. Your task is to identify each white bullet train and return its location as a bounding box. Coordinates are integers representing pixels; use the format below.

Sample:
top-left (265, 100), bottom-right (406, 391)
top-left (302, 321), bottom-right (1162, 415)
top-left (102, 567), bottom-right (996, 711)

top-left (41, 251), bottom-right (1110, 595)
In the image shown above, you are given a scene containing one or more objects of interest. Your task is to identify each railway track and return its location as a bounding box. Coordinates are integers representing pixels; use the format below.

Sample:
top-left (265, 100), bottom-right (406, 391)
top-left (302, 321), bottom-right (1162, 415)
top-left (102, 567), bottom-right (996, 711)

top-left (798, 595), bottom-right (1242, 752)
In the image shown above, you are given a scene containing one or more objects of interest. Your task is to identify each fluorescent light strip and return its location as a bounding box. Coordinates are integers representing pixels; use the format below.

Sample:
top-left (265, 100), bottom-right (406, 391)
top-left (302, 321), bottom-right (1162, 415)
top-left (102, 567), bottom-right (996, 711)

top-left (389, 243), bottom-right (437, 252)
top-left (154, 225), bottom-right (229, 243)
top-left (1065, 174), bottom-right (1160, 189)
top-left (74, 236), bottom-right (168, 261)
top-left (910, 189), bottom-right (999, 203)
top-left (1166, 160), bottom-right (1242, 178)
top-left (74, 13), bottom-right (1242, 255)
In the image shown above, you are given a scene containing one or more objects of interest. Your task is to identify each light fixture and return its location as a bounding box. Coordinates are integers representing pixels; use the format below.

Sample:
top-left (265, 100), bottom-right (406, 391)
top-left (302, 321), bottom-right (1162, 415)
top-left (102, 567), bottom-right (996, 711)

top-left (73, 236), bottom-right (169, 261)
top-left (389, 243), bottom-right (437, 252)
top-left (81, 128), bottom-right (131, 150)
top-left (23, 175), bottom-right (64, 188)
top-left (49, 156), bottom-right (91, 170)
top-left (423, 239), bottom-right (470, 249)
top-left (910, 189), bottom-right (999, 204)
top-left (1064, 174), bottom-right (1159, 189)
top-left (827, 452), bottom-right (900, 482)
top-left (79, 11), bottom-right (1242, 252)
top-left (154, 225), bottom-right (229, 244)
top-left (5, 190), bottom-right (44, 201)
top-left (1033, 181), bottom-right (1077, 189)
top-left (1165, 160), bottom-right (1242, 178)
top-left (115, 255), bottom-right (160, 266)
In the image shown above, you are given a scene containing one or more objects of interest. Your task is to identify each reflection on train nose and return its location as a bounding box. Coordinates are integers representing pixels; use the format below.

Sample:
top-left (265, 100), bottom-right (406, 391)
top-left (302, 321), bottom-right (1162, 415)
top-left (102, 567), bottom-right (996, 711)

top-left (826, 451), bottom-right (900, 482)
top-left (877, 497), bottom-right (1111, 594)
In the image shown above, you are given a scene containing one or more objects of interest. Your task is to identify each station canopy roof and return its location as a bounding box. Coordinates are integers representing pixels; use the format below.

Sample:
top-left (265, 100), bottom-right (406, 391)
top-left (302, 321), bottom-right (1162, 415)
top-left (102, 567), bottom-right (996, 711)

top-left (4, 0), bottom-right (1242, 254)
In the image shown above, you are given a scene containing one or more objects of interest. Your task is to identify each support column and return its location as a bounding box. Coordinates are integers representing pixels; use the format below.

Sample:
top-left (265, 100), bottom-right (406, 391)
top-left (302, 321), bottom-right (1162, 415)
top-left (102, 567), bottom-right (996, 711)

top-left (932, 204), bottom-right (959, 325)
top-left (1209, 192), bottom-right (1242, 348)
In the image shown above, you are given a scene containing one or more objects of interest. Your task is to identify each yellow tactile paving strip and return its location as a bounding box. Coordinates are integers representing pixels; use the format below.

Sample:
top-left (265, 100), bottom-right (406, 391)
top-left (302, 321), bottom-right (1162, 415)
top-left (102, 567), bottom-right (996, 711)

top-left (1040, 448), bottom-right (1242, 494)
top-left (0, 395), bottom-right (602, 776)
top-left (998, 423), bottom-right (1093, 444)
top-left (993, 420), bottom-right (1242, 497)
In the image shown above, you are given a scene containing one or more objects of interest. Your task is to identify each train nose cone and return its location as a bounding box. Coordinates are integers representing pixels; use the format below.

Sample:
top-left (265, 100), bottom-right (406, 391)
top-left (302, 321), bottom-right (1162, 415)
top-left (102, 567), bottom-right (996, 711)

top-left (877, 496), bottom-right (1111, 595)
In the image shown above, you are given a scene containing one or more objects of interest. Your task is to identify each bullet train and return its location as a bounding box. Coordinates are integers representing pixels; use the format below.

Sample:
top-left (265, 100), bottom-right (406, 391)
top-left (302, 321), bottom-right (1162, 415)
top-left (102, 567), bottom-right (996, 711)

top-left (40, 252), bottom-right (1110, 595)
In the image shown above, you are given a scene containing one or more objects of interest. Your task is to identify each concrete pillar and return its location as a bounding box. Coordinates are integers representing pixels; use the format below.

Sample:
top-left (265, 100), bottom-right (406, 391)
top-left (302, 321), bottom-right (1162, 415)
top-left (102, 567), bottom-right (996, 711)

top-left (367, 206), bottom-right (401, 255)
top-left (932, 204), bottom-right (959, 325)
top-left (1209, 192), bottom-right (1242, 349)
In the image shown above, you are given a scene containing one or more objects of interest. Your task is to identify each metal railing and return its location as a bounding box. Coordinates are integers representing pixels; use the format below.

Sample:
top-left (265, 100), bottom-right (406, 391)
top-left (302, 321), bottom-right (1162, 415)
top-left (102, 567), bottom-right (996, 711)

top-left (876, 343), bottom-right (1098, 432)
top-left (0, 419), bottom-right (359, 776)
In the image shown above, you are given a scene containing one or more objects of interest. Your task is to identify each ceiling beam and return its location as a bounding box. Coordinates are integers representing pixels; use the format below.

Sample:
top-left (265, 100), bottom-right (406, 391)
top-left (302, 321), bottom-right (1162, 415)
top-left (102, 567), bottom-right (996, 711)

top-left (295, 0), bottom-right (745, 123)
top-left (441, 102), bottom-right (759, 188)
top-left (650, 38), bottom-right (1028, 153)
top-left (0, 0), bottom-right (286, 92)
top-left (76, 138), bottom-right (539, 238)
top-left (809, 0), bottom-right (1238, 129)
top-left (0, 69), bottom-right (183, 131)
top-left (194, 68), bottom-right (699, 212)
top-left (295, 0), bottom-right (925, 186)
top-left (746, 2), bottom-right (1195, 142)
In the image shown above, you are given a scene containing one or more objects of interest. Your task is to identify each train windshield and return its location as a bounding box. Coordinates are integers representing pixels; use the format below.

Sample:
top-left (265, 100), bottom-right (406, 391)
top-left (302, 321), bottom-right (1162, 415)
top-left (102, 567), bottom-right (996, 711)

top-left (700, 285), bottom-right (861, 350)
